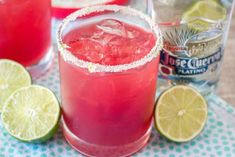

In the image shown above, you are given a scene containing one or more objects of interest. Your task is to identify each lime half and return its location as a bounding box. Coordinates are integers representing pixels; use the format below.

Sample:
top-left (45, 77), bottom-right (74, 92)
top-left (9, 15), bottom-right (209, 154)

top-left (0, 59), bottom-right (31, 112)
top-left (182, 0), bottom-right (227, 31)
top-left (1, 85), bottom-right (61, 142)
top-left (154, 85), bottom-right (208, 142)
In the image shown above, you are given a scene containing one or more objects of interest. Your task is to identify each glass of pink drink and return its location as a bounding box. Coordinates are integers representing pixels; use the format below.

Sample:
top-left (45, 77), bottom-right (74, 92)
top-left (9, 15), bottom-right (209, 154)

top-left (0, 0), bottom-right (53, 77)
top-left (57, 5), bottom-right (162, 157)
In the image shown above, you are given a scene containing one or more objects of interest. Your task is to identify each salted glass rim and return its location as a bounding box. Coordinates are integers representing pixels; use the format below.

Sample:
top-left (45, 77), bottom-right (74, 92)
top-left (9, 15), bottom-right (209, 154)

top-left (57, 5), bottom-right (163, 73)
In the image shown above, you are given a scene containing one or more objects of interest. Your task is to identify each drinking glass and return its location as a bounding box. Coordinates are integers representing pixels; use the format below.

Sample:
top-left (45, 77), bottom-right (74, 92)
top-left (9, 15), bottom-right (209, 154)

top-left (57, 5), bottom-right (162, 156)
top-left (0, 0), bottom-right (53, 77)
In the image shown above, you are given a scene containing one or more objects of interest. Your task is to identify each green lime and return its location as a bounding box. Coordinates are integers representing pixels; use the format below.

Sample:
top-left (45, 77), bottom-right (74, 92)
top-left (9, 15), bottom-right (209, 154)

top-left (182, 0), bottom-right (227, 31)
top-left (154, 85), bottom-right (208, 142)
top-left (1, 85), bottom-right (61, 142)
top-left (0, 59), bottom-right (31, 112)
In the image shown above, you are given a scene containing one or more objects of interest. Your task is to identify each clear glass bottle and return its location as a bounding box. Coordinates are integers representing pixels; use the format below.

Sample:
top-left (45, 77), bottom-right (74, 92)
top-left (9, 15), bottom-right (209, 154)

top-left (150, 0), bottom-right (235, 96)
top-left (0, 0), bottom-right (53, 78)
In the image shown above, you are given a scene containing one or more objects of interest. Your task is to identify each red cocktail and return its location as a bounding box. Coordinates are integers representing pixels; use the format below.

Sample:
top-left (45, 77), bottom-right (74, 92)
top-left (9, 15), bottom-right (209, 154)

top-left (0, 0), bottom-right (52, 77)
top-left (57, 5), bottom-right (162, 157)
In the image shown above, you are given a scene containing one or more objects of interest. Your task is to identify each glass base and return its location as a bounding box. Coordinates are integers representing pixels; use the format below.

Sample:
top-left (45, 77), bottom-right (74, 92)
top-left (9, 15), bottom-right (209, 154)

top-left (62, 118), bottom-right (151, 157)
top-left (27, 46), bottom-right (54, 79)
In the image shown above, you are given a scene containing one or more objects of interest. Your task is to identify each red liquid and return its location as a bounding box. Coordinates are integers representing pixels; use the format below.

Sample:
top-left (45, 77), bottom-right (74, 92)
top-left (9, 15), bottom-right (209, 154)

top-left (0, 0), bottom-right (51, 66)
top-left (60, 19), bottom-right (159, 156)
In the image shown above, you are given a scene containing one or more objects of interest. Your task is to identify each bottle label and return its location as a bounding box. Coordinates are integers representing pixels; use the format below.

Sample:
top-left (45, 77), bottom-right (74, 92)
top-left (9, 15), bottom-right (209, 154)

top-left (159, 27), bottom-right (224, 77)
top-left (160, 48), bottom-right (223, 76)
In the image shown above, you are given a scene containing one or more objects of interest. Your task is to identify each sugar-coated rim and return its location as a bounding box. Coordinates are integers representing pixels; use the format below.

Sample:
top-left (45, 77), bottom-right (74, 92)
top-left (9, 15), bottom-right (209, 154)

top-left (57, 5), bottom-right (163, 73)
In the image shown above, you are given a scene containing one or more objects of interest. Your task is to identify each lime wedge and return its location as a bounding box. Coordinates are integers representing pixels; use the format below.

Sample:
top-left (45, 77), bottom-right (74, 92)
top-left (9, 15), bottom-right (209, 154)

top-left (182, 0), bottom-right (227, 31)
top-left (1, 85), bottom-right (61, 142)
top-left (154, 85), bottom-right (208, 142)
top-left (0, 59), bottom-right (31, 112)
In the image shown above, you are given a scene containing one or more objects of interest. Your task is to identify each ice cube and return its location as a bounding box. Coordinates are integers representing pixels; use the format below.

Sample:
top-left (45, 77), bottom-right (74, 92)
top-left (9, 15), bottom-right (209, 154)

top-left (126, 30), bottom-right (140, 39)
top-left (143, 35), bottom-right (152, 46)
top-left (108, 36), bottom-right (124, 46)
top-left (135, 48), bottom-right (143, 55)
top-left (86, 51), bottom-right (104, 63)
top-left (93, 33), bottom-right (114, 46)
top-left (97, 19), bottom-right (127, 37)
